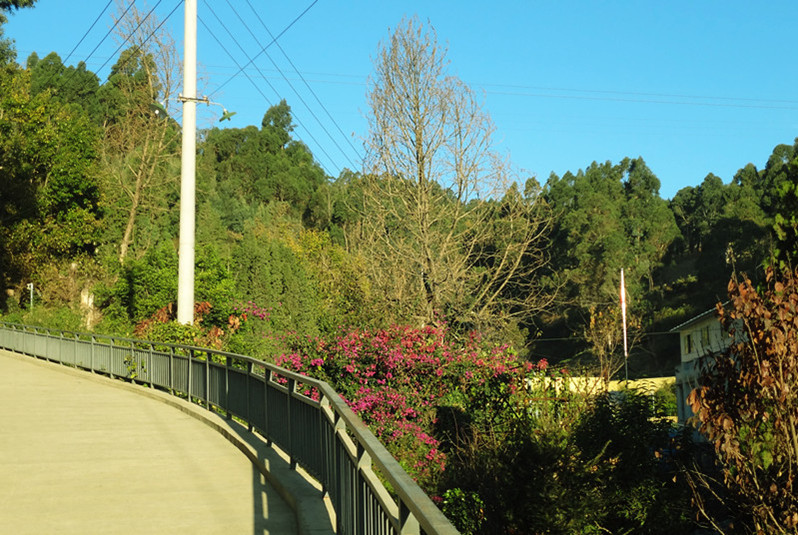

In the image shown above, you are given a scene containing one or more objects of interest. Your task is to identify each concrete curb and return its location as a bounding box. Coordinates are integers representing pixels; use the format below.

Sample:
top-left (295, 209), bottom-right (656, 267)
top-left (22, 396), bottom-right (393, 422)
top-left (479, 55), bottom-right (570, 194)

top-left (2, 350), bottom-right (336, 535)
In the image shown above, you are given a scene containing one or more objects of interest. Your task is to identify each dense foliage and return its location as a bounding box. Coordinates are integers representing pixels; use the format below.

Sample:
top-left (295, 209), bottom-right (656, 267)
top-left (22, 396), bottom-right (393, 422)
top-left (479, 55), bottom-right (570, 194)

top-left (690, 268), bottom-right (798, 533)
top-left (275, 323), bottom-right (693, 534)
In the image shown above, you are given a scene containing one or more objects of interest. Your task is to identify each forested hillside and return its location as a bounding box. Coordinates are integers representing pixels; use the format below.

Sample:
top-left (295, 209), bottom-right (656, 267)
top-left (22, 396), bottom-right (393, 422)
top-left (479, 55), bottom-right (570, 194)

top-left (0, 2), bottom-right (794, 378)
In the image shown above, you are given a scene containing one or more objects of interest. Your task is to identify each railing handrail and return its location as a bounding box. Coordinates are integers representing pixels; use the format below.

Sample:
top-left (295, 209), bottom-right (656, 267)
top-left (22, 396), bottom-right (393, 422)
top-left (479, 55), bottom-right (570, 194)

top-left (0, 321), bottom-right (458, 535)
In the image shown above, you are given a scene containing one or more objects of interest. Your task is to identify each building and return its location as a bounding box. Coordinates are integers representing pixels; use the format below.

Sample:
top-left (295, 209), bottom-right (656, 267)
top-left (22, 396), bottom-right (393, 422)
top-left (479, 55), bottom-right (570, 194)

top-left (672, 305), bottom-right (733, 426)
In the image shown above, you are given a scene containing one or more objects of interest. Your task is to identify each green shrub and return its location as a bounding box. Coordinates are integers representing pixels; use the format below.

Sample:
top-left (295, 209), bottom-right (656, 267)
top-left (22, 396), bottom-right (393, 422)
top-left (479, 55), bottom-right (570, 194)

top-left (653, 381), bottom-right (678, 417)
top-left (2, 305), bottom-right (85, 332)
top-left (441, 488), bottom-right (485, 535)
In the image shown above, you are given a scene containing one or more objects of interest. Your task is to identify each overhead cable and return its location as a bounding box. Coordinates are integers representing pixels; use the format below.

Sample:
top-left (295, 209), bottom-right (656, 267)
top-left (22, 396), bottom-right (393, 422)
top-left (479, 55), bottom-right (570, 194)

top-left (208, 0), bottom-right (318, 99)
top-left (92, 0), bottom-right (169, 76)
top-left (60, 0), bottom-right (115, 66)
top-left (198, 10), bottom-right (336, 177)
top-left (58, 0), bottom-right (180, 91)
top-left (224, 0), bottom-right (357, 171)
top-left (243, 0), bottom-right (363, 166)
top-left (73, 0), bottom-right (136, 72)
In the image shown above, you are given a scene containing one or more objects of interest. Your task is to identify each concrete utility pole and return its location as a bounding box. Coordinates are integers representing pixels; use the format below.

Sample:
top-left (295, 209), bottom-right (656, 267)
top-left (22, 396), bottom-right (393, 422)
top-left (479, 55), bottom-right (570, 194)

top-left (177, 0), bottom-right (197, 325)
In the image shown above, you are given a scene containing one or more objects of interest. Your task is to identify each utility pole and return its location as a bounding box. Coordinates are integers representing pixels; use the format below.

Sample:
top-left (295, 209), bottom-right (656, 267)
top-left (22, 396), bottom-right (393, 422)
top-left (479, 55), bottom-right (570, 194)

top-left (177, 0), bottom-right (197, 325)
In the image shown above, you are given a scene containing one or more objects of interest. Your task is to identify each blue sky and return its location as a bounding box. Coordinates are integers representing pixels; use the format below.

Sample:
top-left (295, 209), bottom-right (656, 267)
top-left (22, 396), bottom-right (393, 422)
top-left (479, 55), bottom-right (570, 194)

top-left (6, 1), bottom-right (798, 199)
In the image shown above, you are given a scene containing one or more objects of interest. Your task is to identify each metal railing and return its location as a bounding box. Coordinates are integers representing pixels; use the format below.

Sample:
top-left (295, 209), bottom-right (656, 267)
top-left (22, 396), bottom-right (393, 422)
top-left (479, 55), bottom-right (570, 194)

top-left (0, 322), bottom-right (458, 535)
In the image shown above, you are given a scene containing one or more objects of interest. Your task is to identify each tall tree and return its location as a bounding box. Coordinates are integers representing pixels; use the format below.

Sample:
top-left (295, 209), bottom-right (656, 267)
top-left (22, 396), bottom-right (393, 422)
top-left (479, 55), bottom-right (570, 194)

top-left (0, 0), bottom-right (35, 13)
top-left (670, 173), bottom-right (727, 254)
top-left (359, 17), bottom-right (552, 333)
top-left (201, 100), bottom-right (326, 228)
top-left (27, 52), bottom-right (102, 123)
top-left (764, 140), bottom-right (798, 269)
top-left (98, 1), bottom-right (182, 262)
top-left (622, 158), bottom-right (680, 290)
top-left (543, 158), bottom-right (679, 376)
top-left (0, 66), bottom-right (100, 292)
top-left (545, 158), bottom-right (677, 310)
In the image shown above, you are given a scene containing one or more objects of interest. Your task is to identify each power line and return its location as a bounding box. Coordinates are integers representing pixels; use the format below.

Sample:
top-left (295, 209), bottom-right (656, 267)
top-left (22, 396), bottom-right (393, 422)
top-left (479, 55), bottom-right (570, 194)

top-left (44, 0), bottom-right (136, 94)
top-left (197, 8), bottom-right (337, 177)
top-left (221, 0), bottom-right (356, 172)
top-left (60, 0), bottom-right (114, 66)
top-left (243, 0), bottom-right (364, 168)
top-left (173, 65), bottom-right (366, 87)
top-left (67, 0), bottom-right (136, 76)
top-left (478, 82), bottom-right (798, 107)
top-left (57, 0), bottom-right (180, 92)
top-left (207, 0), bottom-right (318, 99)
top-left (227, 0), bottom-right (356, 169)
top-left (92, 0), bottom-right (170, 77)
top-left (482, 86), bottom-right (798, 111)
top-left (199, 3), bottom-right (338, 174)
top-left (532, 331), bottom-right (678, 343)
top-left (40, 0), bottom-right (135, 91)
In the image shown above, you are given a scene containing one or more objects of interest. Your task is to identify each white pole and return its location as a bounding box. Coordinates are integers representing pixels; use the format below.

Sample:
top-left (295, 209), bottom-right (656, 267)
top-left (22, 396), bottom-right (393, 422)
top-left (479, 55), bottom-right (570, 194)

top-left (177, 0), bottom-right (197, 325)
top-left (621, 268), bottom-right (628, 381)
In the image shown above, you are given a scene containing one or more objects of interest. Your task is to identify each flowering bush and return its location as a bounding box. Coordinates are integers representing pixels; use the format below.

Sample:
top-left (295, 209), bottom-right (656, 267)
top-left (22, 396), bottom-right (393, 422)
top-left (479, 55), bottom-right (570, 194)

top-left (275, 323), bottom-right (545, 491)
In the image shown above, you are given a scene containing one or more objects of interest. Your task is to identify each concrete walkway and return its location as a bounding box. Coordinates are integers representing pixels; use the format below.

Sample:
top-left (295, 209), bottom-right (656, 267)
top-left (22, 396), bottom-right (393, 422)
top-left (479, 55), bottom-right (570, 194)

top-left (0, 350), bottom-right (333, 534)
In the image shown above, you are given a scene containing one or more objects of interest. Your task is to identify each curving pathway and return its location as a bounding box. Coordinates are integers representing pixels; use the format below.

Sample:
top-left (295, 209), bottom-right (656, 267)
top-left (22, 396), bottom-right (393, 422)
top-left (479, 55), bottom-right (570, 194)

top-left (0, 350), bottom-right (302, 534)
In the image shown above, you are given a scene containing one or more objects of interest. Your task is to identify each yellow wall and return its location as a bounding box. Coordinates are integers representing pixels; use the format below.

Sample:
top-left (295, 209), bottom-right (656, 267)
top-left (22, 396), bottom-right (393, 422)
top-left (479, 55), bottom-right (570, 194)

top-left (528, 376), bottom-right (675, 395)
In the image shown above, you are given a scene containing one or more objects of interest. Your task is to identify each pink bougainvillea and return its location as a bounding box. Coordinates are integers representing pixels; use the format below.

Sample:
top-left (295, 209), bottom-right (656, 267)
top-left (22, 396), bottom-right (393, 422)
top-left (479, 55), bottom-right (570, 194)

top-left (275, 323), bottom-right (548, 491)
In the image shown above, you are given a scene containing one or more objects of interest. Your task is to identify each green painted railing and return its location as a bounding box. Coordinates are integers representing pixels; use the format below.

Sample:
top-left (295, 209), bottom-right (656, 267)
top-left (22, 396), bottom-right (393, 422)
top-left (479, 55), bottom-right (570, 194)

top-left (0, 322), bottom-right (458, 535)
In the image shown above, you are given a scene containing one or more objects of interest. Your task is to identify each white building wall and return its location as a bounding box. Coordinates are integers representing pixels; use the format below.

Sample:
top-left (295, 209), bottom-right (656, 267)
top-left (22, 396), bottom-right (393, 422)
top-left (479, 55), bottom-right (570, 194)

top-left (679, 316), bottom-right (728, 363)
top-left (674, 313), bottom-right (735, 427)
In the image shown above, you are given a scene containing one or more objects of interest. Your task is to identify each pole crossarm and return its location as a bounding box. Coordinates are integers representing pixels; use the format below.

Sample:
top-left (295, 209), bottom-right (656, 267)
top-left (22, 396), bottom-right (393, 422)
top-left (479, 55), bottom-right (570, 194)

top-left (177, 94), bottom-right (209, 104)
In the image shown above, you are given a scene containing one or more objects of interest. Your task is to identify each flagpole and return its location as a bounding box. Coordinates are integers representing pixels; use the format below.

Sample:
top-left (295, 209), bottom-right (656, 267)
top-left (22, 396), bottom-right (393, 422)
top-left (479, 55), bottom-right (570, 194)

top-left (621, 268), bottom-right (628, 382)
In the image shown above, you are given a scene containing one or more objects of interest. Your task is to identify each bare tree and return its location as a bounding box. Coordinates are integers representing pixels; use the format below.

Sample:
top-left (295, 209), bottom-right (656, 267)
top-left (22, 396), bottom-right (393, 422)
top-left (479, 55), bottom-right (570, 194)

top-left (582, 304), bottom-right (643, 384)
top-left (101, 0), bottom-right (182, 262)
top-left (357, 17), bottom-right (553, 333)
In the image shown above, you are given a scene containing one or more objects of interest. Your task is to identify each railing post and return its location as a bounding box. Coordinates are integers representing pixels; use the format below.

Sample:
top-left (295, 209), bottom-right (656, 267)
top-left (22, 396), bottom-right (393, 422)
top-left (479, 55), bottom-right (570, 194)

top-left (58, 329), bottom-right (63, 363)
top-left (130, 340), bottom-right (136, 383)
top-left (148, 343), bottom-right (154, 388)
top-left (264, 369), bottom-right (271, 445)
top-left (70, 331), bottom-right (76, 366)
top-left (246, 361), bottom-right (253, 431)
top-left (187, 348), bottom-right (192, 401)
top-left (109, 338), bottom-right (115, 380)
top-left (205, 352), bottom-right (210, 411)
top-left (399, 501), bottom-right (421, 535)
top-left (73, 332), bottom-right (79, 367)
top-left (225, 356), bottom-right (231, 419)
top-left (356, 443), bottom-right (370, 535)
top-left (320, 396), bottom-right (331, 495)
top-left (90, 334), bottom-right (95, 373)
top-left (287, 377), bottom-right (296, 469)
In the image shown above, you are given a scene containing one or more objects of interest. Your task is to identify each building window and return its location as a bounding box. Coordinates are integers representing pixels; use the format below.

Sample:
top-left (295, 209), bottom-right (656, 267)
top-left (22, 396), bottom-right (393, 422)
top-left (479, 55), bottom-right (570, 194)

top-left (685, 334), bottom-right (693, 354)
top-left (701, 325), bottom-right (710, 348)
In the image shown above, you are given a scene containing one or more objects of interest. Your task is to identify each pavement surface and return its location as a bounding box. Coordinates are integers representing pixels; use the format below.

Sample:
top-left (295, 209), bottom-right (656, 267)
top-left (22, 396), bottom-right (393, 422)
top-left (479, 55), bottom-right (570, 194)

top-left (0, 349), bottom-right (335, 535)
